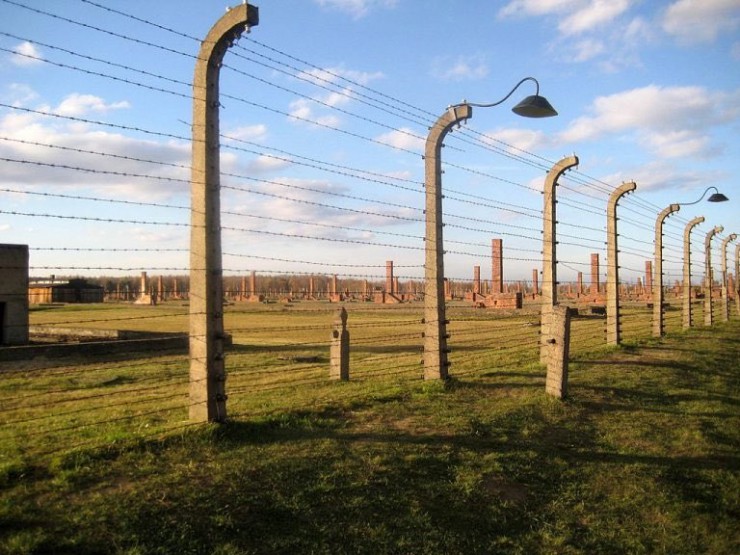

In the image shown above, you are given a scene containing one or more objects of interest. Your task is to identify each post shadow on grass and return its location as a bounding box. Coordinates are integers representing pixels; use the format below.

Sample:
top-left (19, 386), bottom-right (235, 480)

top-left (573, 385), bottom-right (740, 408)
top-left (569, 357), bottom-right (697, 371)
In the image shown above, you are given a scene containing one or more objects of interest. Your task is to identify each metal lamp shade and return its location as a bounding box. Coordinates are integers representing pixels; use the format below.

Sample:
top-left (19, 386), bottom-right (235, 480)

top-left (511, 95), bottom-right (558, 118)
top-left (707, 192), bottom-right (729, 202)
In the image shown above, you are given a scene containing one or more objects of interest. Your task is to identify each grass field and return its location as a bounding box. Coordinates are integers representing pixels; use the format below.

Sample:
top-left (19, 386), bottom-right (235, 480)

top-left (1, 301), bottom-right (738, 554)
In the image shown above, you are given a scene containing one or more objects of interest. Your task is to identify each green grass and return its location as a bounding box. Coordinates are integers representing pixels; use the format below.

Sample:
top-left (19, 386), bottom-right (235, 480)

top-left (1, 302), bottom-right (738, 554)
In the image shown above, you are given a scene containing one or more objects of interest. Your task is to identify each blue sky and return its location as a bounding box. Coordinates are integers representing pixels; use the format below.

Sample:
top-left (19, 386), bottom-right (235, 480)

top-left (0, 0), bottom-right (738, 287)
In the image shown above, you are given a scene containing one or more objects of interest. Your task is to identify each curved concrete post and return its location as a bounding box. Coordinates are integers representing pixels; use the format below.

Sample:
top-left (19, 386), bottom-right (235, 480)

top-left (721, 233), bottom-right (737, 322)
top-left (652, 203), bottom-right (680, 337)
top-left (682, 216), bottom-right (704, 329)
top-left (540, 155), bottom-right (579, 363)
top-left (189, 4), bottom-right (259, 423)
top-left (735, 244), bottom-right (740, 316)
top-left (423, 104), bottom-right (472, 380)
top-left (703, 226), bottom-right (723, 326)
top-left (606, 181), bottom-right (636, 345)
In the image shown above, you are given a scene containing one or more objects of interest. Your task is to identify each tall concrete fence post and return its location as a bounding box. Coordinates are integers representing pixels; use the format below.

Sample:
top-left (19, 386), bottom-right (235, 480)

top-left (682, 217), bottom-right (705, 329)
top-left (189, 3), bottom-right (259, 423)
top-left (330, 307), bottom-right (350, 381)
top-left (720, 234), bottom-right (737, 322)
top-left (652, 204), bottom-right (680, 337)
top-left (540, 156), bottom-right (579, 364)
top-left (606, 181), bottom-right (636, 345)
top-left (703, 226), bottom-right (723, 327)
top-left (545, 305), bottom-right (571, 399)
top-left (423, 104), bottom-right (472, 380)
top-left (735, 244), bottom-right (740, 317)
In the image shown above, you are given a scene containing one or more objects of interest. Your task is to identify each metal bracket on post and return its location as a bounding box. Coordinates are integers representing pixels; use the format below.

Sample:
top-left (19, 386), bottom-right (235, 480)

top-left (189, 3), bottom-right (259, 423)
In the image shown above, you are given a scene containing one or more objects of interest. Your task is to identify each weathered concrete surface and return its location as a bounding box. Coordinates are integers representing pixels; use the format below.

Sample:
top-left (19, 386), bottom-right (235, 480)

top-left (0, 244), bottom-right (29, 345)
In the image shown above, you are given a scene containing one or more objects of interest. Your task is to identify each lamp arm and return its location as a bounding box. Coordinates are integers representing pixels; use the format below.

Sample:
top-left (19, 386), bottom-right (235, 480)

top-left (679, 186), bottom-right (720, 206)
top-left (456, 77), bottom-right (540, 109)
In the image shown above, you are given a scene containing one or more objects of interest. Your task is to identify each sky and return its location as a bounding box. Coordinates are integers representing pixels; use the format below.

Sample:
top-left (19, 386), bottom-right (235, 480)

top-left (0, 0), bottom-right (738, 288)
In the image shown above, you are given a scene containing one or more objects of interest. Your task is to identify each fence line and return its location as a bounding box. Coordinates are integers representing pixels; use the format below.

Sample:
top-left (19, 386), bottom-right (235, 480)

top-left (0, 0), bottom-right (737, 461)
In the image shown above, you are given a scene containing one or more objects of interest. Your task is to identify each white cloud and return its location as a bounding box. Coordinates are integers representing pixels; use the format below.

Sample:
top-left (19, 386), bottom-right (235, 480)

top-left (296, 66), bottom-right (384, 87)
top-left (285, 66), bottom-right (384, 130)
top-left (571, 38), bottom-right (606, 62)
top-left (324, 89), bottom-right (354, 108)
top-left (288, 97), bottom-right (341, 128)
top-left (431, 54), bottom-right (489, 82)
top-left (0, 104), bottom-right (191, 200)
top-left (53, 94), bottom-right (130, 117)
top-left (374, 127), bottom-right (425, 151)
top-left (500, 1), bottom-right (649, 70)
top-left (222, 176), bottom-right (412, 242)
top-left (640, 130), bottom-right (715, 159)
top-left (2, 83), bottom-right (39, 106)
top-left (241, 154), bottom-right (292, 174)
top-left (662, 0), bottom-right (740, 43)
top-left (559, 85), bottom-right (739, 158)
top-left (558, 0), bottom-right (632, 36)
top-left (130, 229), bottom-right (184, 245)
top-left (224, 124), bottom-right (268, 142)
top-left (603, 161), bottom-right (726, 194)
top-left (498, 0), bottom-right (583, 18)
top-left (9, 41), bottom-right (43, 66)
top-left (482, 127), bottom-right (550, 153)
top-left (314, 0), bottom-right (398, 19)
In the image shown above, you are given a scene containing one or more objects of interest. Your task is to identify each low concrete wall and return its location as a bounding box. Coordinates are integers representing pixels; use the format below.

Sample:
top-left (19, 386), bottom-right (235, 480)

top-left (0, 333), bottom-right (189, 362)
top-left (28, 326), bottom-right (180, 341)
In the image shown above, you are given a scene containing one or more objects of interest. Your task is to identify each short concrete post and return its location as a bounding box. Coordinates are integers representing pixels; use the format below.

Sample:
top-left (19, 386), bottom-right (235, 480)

top-left (652, 203), bottom-right (680, 337)
top-left (545, 305), bottom-right (571, 399)
top-left (682, 217), bottom-right (705, 329)
top-left (704, 226), bottom-right (723, 326)
top-left (330, 307), bottom-right (349, 381)
top-left (720, 234), bottom-right (737, 322)
top-left (540, 155), bottom-right (579, 364)
top-left (606, 181), bottom-right (636, 345)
